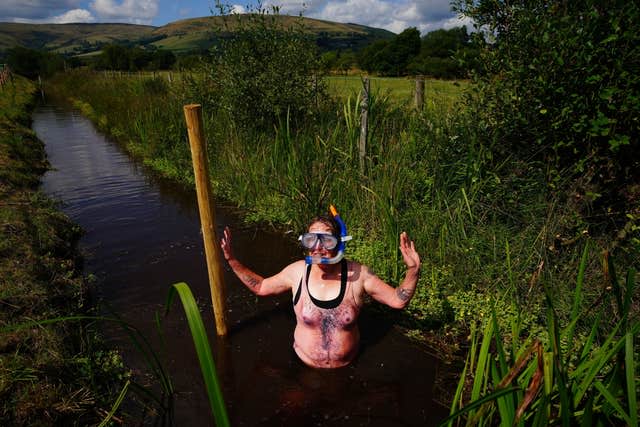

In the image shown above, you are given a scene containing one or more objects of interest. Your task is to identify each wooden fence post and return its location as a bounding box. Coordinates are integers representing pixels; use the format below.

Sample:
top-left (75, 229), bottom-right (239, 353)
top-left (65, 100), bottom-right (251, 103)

top-left (415, 76), bottom-right (425, 111)
top-left (183, 104), bottom-right (228, 336)
top-left (37, 75), bottom-right (44, 99)
top-left (359, 77), bottom-right (370, 172)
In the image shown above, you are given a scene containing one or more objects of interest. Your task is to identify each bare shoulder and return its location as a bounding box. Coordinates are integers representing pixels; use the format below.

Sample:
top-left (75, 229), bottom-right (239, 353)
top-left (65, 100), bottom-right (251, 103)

top-left (261, 259), bottom-right (307, 294)
top-left (355, 261), bottom-right (391, 295)
top-left (352, 261), bottom-right (377, 279)
top-left (279, 259), bottom-right (307, 279)
top-left (346, 260), bottom-right (374, 286)
top-left (346, 261), bottom-right (381, 302)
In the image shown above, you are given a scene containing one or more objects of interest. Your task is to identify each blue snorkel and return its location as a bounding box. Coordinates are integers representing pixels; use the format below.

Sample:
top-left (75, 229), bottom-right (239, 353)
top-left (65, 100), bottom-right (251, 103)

top-left (304, 205), bottom-right (352, 265)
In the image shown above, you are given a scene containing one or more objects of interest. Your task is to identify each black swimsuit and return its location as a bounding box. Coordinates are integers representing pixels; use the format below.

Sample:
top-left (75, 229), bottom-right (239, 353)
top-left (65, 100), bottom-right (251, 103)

top-left (293, 259), bottom-right (347, 309)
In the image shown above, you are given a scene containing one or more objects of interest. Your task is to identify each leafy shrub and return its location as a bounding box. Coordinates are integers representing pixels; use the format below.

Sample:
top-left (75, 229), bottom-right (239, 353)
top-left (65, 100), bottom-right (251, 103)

top-left (358, 28), bottom-right (421, 76)
top-left (453, 0), bottom-right (640, 225)
top-left (6, 46), bottom-right (65, 79)
top-left (208, 5), bottom-right (326, 130)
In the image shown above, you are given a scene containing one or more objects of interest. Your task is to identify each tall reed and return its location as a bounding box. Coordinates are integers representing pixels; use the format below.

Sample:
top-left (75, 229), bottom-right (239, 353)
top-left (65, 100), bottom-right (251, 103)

top-left (166, 283), bottom-right (229, 426)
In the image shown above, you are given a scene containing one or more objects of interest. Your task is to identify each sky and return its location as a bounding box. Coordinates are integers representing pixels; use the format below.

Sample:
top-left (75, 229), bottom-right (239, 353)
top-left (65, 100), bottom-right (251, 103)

top-left (0, 0), bottom-right (471, 35)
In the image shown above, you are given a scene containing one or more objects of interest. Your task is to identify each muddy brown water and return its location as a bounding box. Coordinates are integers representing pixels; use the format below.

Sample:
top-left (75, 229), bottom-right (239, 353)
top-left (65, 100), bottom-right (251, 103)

top-left (34, 100), bottom-right (450, 426)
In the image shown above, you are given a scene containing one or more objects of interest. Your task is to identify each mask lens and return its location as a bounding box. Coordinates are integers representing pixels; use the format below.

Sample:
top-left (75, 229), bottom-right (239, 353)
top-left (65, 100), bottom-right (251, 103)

top-left (301, 233), bottom-right (319, 249)
top-left (320, 234), bottom-right (338, 250)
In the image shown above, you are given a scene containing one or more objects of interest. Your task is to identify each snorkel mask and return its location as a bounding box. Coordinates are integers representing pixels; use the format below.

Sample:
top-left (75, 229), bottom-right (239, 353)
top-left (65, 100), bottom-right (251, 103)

top-left (300, 205), bottom-right (352, 265)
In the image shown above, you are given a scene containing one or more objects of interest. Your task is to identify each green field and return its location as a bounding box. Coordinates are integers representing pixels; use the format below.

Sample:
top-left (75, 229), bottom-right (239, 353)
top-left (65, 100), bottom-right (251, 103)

top-left (326, 75), bottom-right (467, 109)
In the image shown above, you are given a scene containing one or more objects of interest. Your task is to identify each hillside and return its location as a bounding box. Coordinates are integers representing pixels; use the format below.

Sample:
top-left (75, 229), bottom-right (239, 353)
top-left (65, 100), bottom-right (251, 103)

top-left (0, 15), bottom-right (395, 56)
top-left (0, 22), bottom-right (155, 55)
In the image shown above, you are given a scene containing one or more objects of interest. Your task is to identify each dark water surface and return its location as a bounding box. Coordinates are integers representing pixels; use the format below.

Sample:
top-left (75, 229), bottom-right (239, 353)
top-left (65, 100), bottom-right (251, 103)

top-left (34, 101), bottom-right (449, 426)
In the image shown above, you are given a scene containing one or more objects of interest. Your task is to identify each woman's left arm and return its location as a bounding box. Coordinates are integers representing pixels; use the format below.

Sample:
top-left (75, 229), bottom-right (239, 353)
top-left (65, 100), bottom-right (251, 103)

top-left (363, 232), bottom-right (421, 309)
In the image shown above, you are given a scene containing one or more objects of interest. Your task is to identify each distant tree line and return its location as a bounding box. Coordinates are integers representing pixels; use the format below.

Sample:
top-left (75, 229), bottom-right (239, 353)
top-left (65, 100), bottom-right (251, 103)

top-left (358, 26), bottom-right (481, 78)
top-left (319, 26), bottom-right (480, 78)
top-left (3, 26), bottom-right (478, 80)
top-left (94, 44), bottom-right (176, 71)
top-left (3, 44), bottom-right (177, 79)
top-left (2, 46), bottom-right (78, 79)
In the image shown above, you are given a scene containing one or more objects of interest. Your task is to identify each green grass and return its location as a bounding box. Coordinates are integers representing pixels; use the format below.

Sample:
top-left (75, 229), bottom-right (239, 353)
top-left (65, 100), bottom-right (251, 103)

top-left (45, 69), bottom-right (621, 332)
top-left (326, 75), bottom-right (467, 109)
top-left (0, 74), bottom-right (34, 120)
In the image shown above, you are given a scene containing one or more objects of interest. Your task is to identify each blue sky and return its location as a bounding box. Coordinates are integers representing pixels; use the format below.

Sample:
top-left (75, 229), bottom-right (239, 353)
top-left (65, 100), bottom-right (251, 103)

top-left (0, 1), bottom-right (470, 35)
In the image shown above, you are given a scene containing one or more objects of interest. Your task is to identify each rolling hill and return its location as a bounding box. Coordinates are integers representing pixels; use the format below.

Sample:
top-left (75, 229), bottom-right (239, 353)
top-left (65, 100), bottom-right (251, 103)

top-left (0, 15), bottom-right (395, 56)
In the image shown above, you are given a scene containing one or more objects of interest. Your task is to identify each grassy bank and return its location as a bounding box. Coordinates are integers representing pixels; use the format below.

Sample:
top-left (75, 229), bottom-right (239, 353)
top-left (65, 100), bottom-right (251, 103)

top-left (0, 75), bottom-right (126, 425)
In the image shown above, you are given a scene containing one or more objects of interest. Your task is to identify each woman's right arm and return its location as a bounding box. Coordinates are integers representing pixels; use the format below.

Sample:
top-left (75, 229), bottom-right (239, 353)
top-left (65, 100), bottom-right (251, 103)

top-left (221, 226), bottom-right (299, 296)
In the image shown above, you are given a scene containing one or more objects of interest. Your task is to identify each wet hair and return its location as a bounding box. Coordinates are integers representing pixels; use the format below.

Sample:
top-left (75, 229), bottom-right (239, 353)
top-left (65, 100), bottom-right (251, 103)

top-left (306, 215), bottom-right (339, 237)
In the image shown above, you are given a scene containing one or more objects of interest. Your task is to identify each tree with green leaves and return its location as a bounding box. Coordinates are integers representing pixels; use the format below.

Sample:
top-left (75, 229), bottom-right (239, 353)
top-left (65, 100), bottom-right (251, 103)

top-left (97, 44), bottom-right (130, 70)
top-left (208, 5), bottom-right (326, 130)
top-left (95, 44), bottom-right (176, 71)
top-left (407, 26), bottom-right (480, 78)
top-left (359, 27), bottom-right (421, 76)
top-left (6, 46), bottom-right (65, 79)
top-left (358, 39), bottom-right (392, 75)
top-left (454, 0), bottom-right (640, 229)
top-left (389, 27), bottom-right (421, 75)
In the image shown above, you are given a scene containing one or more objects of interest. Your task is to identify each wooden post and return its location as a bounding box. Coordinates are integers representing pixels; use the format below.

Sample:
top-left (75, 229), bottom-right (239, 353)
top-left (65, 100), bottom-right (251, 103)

top-left (415, 76), bottom-right (425, 111)
top-left (359, 77), bottom-right (370, 172)
top-left (183, 104), bottom-right (228, 336)
top-left (37, 75), bottom-right (44, 99)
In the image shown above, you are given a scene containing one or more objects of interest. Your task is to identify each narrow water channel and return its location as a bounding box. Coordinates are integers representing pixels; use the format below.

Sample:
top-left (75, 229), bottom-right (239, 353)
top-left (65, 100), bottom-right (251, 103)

top-left (34, 100), bottom-right (449, 426)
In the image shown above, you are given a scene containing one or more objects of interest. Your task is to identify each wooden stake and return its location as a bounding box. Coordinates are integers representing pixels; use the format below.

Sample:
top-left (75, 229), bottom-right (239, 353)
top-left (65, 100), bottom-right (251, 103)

top-left (415, 76), bottom-right (425, 111)
top-left (359, 76), bottom-right (370, 172)
top-left (183, 104), bottom-right (228, 336)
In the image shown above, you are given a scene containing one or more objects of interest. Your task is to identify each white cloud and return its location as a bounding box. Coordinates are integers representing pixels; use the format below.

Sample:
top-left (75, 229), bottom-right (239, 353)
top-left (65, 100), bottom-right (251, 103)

top-left (90, 0), bottom-right (159, 24)
top-left (263, 0), bottom-right (459, 34)
top-left (230, 4), bottom-right (247, 14)
top-left (263, 0), bottom-right (324, 15)
top-left (442, 15), bottom-right (473, 31)
top-left (51, 9), bottom-right (96, 23)
top-left (320, 0), bottom-right (397, 30)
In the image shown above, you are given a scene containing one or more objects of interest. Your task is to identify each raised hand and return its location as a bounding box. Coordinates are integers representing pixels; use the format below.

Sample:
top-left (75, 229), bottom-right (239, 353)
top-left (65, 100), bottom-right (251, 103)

top-left (220, 226), bottom-right (234, 261)
top-left (399, 231), bottom-right (420, 271)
